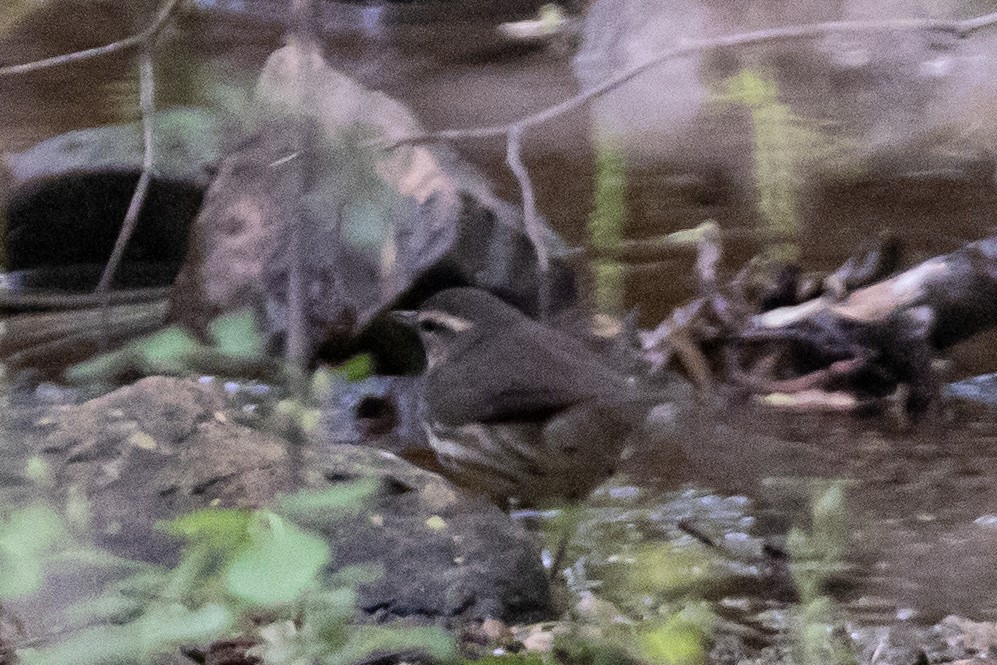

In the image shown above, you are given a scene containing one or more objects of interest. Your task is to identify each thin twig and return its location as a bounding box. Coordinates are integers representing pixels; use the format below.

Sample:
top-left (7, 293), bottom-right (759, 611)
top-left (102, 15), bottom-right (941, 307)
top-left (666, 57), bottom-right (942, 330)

top-left (0, 0), bottom-right (184, 76)
top-left (505, 126), bottom-right (548, 273)
top-left (96, 46), bottom-right (156, 300)
top-left (387, 11), bottom-right (997, 148)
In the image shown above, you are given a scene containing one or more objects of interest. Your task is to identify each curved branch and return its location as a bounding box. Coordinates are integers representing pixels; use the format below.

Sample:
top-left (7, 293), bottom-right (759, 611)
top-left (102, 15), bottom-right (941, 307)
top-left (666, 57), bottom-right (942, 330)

top-left (505, 126), bottom-right (548, 272)
top-left (0, 0), bottom-right (183, 76)
top-left (386, 11), bottom-right (997, 148)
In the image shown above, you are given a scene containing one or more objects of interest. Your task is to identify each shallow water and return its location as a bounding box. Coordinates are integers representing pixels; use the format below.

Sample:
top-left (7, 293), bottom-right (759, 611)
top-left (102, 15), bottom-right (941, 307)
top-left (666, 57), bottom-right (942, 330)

top-left (6, 0), bottom-right (997, 628)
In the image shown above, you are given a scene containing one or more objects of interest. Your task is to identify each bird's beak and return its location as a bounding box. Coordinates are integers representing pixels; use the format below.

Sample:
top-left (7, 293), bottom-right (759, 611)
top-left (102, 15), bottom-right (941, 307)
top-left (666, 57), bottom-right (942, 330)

top-left (390, 310), bottom-right (418, 327)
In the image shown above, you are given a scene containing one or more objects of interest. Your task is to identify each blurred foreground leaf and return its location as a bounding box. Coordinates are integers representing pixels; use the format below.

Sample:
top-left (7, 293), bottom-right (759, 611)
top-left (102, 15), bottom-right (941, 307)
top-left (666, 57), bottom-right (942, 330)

top-left (18, 602), bottom-right (234, 665)
top-left (166, 507), bottom-right (253, 554)
top-left (278, 479), bottom-right (380, 527)
top-left (224, 511), bottom-right (331, 607)
top-left (336, 353), bottom-right (374, 383)
top-left (323, 625), bottom-right (456, 665)
top-left (209, 308), bottom-right (265, 359)
top-left (627, 543), bottom-right (721, 595)
top-left (0, 503), bottom-right (66, 598)
top-left (66, 326), bottom-right (200, 383)
top-left (638, 613), bottom-right (706, 665)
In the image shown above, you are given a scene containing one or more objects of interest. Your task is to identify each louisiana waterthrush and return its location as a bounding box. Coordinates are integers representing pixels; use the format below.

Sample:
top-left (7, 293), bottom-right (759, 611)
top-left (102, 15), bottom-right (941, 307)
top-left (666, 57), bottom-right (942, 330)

top-left (396, 287), bottom-right (674, 506)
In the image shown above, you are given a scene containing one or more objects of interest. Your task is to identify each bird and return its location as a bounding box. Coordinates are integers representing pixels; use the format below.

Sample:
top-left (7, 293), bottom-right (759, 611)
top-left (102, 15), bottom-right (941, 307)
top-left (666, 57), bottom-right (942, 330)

top-left (395, 287), bottom-right (683, 507)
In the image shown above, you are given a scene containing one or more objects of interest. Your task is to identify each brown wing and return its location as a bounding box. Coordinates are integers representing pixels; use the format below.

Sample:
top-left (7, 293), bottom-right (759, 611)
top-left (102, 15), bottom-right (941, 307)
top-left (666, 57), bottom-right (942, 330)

top-left (426, 318), bottom-right (637, 426)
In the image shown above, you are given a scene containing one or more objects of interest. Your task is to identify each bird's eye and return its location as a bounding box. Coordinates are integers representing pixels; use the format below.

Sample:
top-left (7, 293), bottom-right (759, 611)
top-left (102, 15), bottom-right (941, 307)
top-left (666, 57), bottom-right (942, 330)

top-left (418, 318), bottom-right (447, 335)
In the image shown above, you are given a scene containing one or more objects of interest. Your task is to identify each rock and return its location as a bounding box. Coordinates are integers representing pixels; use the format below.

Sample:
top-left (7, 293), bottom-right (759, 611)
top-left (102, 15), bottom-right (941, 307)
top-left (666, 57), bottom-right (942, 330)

top-left (0, 46), bottom-right (576, 379)
top-left (170, 41), bottom-right (576, 359)
top-left (1, 109), bottom-right (219, 285)
top-left (37, 376), bottom-right (289, 564)
top-left (3, 108), bottom-right (222, 188)
top-left (11, 377), bottom-right (549, 633)
top-left (309, 441), bottom-right (550, 622)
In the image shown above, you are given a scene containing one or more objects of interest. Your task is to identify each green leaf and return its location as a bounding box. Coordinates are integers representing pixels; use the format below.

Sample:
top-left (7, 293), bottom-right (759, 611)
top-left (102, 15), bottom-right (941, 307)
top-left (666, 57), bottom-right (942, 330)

top-left (638, 613), bottom-right (706, 665)
top-left (321, 625), bottom-right (456, 665)
top-left (302, 588), bottom-right (357, 649)
top-left (628, 544), bottom-right (712, 594)
top-left (470, 656), bottom-right (547, 665)
top-left (0, 503), bottom-right (67, 598)
top-left (165, 507), bottom-right (253, 553)
top-left (255, 621), bottom-right (314, 665)
top-left (47, 546), bottom-right (154, 574)
top-left (24, 456), bottom-right (50, 486)
top-left (336, 354), bottom-right (374, 383)
top-left (65, 347), bottom-right (137, 384)
top-left (19, 603), bottom-right (234, 665)
top-left (224, 511), bottom-right (331, 607)
top-left (140, 602), bottom-right (235, 645)
top-left (68, 326), bottom-right (203, 382)
top-left (277, 480), bottom-right (379, 526)
top-left (63, 593), bottom-right (145, 626)
top-left (209, 308), bottom-right (265, 359)
top-left (136, 327), bottom-right (203, 372)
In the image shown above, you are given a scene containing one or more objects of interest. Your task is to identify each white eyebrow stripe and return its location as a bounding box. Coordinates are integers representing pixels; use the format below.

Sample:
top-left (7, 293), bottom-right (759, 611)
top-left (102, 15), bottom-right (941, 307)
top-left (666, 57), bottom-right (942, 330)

top-left (420, 311), bottom-right (473, 332)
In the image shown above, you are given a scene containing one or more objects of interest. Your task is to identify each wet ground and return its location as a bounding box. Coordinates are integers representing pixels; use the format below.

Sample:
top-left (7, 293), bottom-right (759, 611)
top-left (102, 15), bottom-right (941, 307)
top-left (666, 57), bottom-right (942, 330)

top-left (6, 0), bottom-right (997, 647)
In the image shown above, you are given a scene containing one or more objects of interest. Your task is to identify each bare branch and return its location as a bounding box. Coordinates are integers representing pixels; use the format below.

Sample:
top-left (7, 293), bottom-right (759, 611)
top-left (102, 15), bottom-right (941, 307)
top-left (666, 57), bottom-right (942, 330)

top-left (387, 11), bottom-right (997, 148)
top-left (96, 47), bottom-right (156, 298)
top-left (0, 0), bottom-right (184, 76)
top-left (505, 126), bottom-right (548, 273)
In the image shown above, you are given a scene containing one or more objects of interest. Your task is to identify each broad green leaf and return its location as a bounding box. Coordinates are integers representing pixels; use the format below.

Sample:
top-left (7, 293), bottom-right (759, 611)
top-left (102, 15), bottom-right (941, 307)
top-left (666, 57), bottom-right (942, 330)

top-left (24, 456), bottom-right (50, 485)
top-left (65, 347), bottom-right (137, 384)
top-left (224, 511), bottom-right (331, 607)
top-left (67, 326), bottom-right (202, 383)
top-left (301, 588), bottom-right (357, 650)
top-left (136, 327), bottom-right (202, 371)
top-left (470, 656), bottom-right (546, 665)
top-left (209, 308), bottom-right (265, 359)
top-left (165, 507), bottom-right (253, 552)
top-left (278, 480), bottom-right (379, 525)
top-left (140, 602), bottom-right (235, 644)
top-left (47, 546), bottom-right (154, 573)
top-left (0, 503), bottom-right (66, 598)
top-left (63, 593), bottom-right (145, 626)
top-left (19, 603), bottom-right (234, 665)
top-left (0, 546), bottom-right (46, 598)
top-left (628, 544), bottom-right (712, 594)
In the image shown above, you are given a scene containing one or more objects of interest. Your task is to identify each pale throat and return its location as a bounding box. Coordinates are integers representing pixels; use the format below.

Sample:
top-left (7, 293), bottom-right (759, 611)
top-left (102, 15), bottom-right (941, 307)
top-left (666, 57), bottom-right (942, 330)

top-left (420, 312), bottom-right (474, 370)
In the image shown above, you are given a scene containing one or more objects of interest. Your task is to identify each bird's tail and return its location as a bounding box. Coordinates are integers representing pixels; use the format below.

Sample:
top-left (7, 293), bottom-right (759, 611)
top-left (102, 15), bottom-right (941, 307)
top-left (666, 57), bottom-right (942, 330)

top-left (0, 295), bottom-right (170, 380)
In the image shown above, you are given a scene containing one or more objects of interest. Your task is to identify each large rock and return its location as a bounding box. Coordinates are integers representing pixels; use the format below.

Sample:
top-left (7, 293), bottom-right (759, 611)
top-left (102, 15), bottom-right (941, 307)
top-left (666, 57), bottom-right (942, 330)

top-left (1, 108), bottom-right (219, 283)
top-left (170, 41), bottom-right (577, 360)
top-left (6, 377), bottom-right (550, 637)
